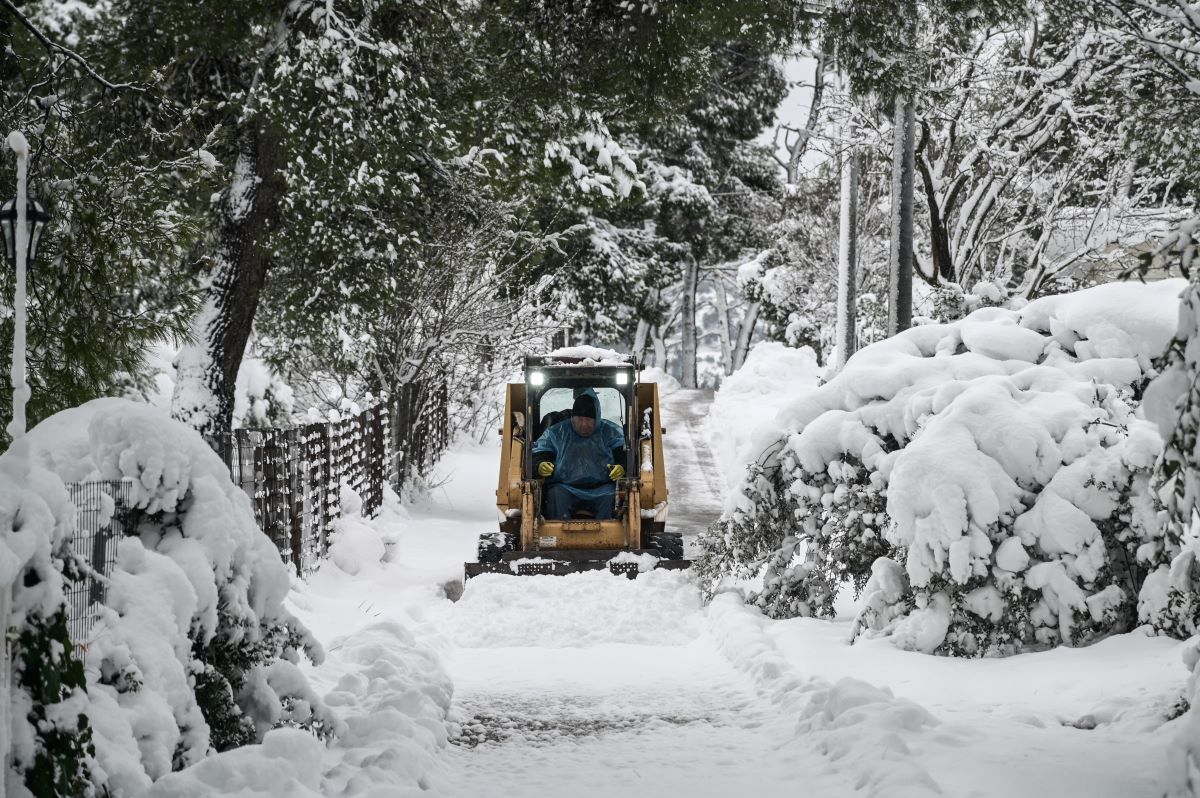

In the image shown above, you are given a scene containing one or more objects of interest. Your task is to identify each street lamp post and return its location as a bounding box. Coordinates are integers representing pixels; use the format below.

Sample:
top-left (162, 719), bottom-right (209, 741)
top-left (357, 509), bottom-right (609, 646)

top-left (1, 130), bottom-right (50, 798)
top-left (0, 145), bottom-right (50, 441)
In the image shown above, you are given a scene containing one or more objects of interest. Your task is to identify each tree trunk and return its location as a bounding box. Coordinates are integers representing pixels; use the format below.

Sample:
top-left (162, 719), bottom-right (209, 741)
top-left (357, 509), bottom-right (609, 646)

top-left (171, 128), bottom-right (283, 437)
top-left (632, 287), bottom-right (659, 364)
top-left (888, 96), bottom-right (916, 336)
top-left (835, 123), bottom-right (859, 371)
top-left (916, 121), bottom-right (954, 285)
top-left (632, 318), bottom-right (650, 363)
top-left (652, 326), bottom-right (667, 372)
top-left (680, 257), bottom-right (699, 388)
top-left (713, 275), bottom-right (734, 376)
top-left (732, 300), bottom-right (759, 371)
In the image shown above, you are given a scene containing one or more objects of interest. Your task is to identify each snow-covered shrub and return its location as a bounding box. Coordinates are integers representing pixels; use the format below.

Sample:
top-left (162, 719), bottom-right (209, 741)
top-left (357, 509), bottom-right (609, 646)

top-left (1141, 234), bottom-right (1200, 639)
top-left (26, 399), bottom-right (331, 788)
top-left (697, 279), bottom-right (1186, 655)
top-left (753, 449), bottom-right (896, 619)
top-left (0, 439), bottom-right (98, 797)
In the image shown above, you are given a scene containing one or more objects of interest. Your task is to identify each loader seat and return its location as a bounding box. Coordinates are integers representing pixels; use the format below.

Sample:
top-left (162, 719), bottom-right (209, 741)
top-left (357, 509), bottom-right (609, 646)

top-left (538, 409), bottom-right (571, 439)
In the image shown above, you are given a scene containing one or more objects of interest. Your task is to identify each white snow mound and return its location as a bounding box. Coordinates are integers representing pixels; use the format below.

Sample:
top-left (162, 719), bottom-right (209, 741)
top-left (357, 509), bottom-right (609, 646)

top-left (435, 569), bottom-right (703, 648)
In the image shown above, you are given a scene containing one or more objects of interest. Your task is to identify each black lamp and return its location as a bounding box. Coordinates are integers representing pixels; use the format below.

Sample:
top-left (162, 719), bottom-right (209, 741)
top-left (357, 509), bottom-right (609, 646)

top-left (0, 196), bottom-right (51, 269)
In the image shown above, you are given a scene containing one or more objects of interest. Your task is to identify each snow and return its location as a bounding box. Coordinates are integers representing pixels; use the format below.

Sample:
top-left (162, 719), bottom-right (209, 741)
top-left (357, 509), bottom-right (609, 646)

top-left (0, 434), bottom-right (92, 789)
top-left (545, 345), bottom-right (631, 364)
top-left (638, 365), bottom-right (681, 394)
top-left (141, 341), bottom-right (295, 428)
top-left (6, 130), bottom-right (29, 156)
top-left (706, 341), bottom-right (822, 494)
top-left (251, 387), bottom-right (1186, 797)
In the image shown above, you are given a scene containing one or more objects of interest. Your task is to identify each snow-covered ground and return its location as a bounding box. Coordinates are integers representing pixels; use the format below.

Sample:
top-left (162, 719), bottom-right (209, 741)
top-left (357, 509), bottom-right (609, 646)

top-left (262, 386), bottom-right (1187, 797)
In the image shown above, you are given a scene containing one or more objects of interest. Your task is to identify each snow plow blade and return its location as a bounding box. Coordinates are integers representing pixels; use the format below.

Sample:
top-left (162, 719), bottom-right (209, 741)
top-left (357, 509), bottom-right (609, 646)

top-left (464, 550), bottom-right (691, 579)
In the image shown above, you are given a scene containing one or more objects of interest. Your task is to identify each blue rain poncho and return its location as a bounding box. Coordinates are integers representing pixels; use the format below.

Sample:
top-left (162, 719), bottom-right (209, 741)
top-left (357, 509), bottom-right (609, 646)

top-left (532, 390), bottom-right (626, 503)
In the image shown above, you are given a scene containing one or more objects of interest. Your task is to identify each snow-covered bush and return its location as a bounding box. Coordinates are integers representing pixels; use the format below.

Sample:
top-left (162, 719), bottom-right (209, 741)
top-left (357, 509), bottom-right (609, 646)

top-left (25, 399), bottom-right (331, 791)
top-left (696, 279), bottom-right (1186, 655)
top-left (0, 439), bottom-right (98, 797)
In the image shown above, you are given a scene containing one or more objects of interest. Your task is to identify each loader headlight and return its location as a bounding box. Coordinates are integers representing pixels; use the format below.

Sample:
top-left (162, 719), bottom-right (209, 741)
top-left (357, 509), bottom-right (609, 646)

top-left (529, 371), bottom-right (545, 386)
top-left (615, 371), bottom-right (629, 386)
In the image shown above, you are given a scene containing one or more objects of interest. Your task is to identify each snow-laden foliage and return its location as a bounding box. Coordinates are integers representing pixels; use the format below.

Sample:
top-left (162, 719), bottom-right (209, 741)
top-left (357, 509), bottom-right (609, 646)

top-left (25, 400), bottom-right (332, 792)
top-left (1135, 226), bottom-right (1200, 798)
top-left (0, 440), bottom-right (98, 797)
top-left (696, 279), bottom-right (1185, 655)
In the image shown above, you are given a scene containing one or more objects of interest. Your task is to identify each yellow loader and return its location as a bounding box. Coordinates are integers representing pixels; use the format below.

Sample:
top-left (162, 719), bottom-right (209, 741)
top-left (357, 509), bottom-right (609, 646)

top-left (464, 353), bottom-right (687, 579)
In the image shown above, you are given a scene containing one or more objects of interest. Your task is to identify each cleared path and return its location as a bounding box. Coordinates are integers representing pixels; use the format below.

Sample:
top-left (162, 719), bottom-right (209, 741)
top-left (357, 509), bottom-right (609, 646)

top-left (423, 571), bottom-right (854, 798)
top-left (658, 387), bottom-right (725, 539)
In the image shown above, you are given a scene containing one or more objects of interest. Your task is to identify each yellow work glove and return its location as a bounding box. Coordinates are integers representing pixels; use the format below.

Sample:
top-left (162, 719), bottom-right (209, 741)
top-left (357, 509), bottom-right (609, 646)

top-left (608, 463), bottom-right (626, 480)
top-left (537, 461), bottom-right (555, 478)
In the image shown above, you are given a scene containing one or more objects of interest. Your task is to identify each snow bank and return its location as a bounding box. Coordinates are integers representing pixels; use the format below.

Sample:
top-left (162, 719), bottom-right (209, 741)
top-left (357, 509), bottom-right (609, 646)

top-left (707, 594), bottom-right (941, 797)
top-left (24, 398), bottom-right (325, 790)
top-left (706, 342), bottom-right (822, 493)
top-left (697, 279), bottom-right (1187, 655)
top-left (146, 620), bottom-right (452, 797)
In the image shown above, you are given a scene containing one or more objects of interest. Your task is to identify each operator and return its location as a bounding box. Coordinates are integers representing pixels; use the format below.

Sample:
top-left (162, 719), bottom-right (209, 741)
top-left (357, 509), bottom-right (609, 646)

top-left (532, 389), bottom-right (627, 520)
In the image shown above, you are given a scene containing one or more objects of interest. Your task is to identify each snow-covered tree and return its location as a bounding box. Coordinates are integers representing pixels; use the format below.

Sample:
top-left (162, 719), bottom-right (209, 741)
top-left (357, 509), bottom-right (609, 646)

top-left (0, 1), bottom-right (205, 440)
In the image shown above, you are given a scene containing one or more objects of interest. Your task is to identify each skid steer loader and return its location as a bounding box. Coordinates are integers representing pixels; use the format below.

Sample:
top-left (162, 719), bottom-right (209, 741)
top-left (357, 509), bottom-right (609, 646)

top-left (464, 353), bottom-right (688, 579)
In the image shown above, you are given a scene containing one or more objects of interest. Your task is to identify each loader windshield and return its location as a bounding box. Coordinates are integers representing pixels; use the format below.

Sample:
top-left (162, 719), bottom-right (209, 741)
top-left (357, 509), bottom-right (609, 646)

top-left (538, 387), bottom-right (625, 431)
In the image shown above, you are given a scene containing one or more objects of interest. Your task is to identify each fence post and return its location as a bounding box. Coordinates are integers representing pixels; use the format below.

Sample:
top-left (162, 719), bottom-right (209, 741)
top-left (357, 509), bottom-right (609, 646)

top-left (287, 428), bottom-right (304, 576)
top-left (321, 420), bottom-right (336, 557)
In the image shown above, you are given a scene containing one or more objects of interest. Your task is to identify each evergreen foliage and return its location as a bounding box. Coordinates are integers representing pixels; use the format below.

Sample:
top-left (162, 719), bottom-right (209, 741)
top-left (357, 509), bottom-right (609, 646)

top-left (16, 604), bottom-right (97, 798)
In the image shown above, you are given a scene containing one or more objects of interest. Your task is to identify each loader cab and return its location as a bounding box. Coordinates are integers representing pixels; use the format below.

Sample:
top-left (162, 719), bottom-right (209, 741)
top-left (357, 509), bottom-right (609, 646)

top-left (524, 369), bottom-right (637, 486)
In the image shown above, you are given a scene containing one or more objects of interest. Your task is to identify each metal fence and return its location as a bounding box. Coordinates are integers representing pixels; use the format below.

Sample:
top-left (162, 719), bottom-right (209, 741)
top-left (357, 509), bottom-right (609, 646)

top-left (208, 402), bottom-right (393, 575)
top-left (64, 481), bottom-right (138, 649)
top-left (204, 387), bottom-right (450, 574)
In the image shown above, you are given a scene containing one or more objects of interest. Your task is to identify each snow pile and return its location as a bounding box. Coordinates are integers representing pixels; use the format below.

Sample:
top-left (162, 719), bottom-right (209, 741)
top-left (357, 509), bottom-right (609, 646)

top-left (145, 621), bottom-right (452, 797)
top-left (696, 279), bottom-right (1187, 655)
top-left (639, 366), bottom-right (681, 395)
top-left (707, 594), bottom-right (942, 797)
top-left (434, 570), bottom-right (703, 648)
top-left (706, 342), bottom-right (822, 493)
top-left (316, 621), bottom-right (452, 794)
top-left (24, 399), bottom-right (327, 791)
top-left (328, 488), bottom-right (388, 576)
